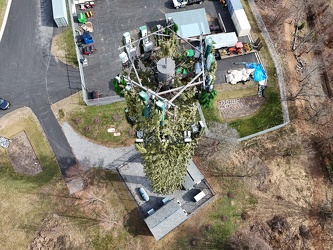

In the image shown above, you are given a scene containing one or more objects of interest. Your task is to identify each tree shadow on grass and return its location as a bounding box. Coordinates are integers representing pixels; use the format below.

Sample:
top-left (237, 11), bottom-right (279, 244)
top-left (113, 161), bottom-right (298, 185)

top-left (123, 208), bottom-right (152, 237)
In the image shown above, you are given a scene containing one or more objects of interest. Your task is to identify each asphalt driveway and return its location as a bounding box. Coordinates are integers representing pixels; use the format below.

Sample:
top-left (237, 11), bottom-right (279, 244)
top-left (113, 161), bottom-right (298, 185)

top-left (0, 0), bottom-right (81, 174)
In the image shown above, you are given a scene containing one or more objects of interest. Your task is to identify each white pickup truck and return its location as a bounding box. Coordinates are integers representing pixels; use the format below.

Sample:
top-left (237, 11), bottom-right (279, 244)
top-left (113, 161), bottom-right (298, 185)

top-left (172, 0), bottom-right (204, 9)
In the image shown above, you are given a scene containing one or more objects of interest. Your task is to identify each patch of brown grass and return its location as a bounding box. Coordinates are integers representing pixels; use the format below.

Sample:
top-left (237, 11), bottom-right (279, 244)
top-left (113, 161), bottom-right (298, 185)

top-left (51, 92), bottom-right (84, 122)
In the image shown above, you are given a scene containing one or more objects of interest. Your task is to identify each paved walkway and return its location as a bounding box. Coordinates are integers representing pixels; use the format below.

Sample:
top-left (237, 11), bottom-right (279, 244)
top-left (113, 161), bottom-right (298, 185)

top-left (61, 122), bottom-right (139, 170)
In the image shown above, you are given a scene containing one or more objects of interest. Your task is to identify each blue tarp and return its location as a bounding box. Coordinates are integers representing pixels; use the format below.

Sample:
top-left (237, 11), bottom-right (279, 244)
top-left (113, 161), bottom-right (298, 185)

top-left (244, 63), bottom-right (267, 82)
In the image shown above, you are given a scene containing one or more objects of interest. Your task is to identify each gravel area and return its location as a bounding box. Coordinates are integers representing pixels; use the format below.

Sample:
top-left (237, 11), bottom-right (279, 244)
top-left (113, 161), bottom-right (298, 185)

top-left (61, 122), bottom-right (138, 170)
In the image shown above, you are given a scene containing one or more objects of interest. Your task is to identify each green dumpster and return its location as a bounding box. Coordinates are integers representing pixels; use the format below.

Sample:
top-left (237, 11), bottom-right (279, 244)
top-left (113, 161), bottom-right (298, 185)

top-left (78, 13), bottom-right (87, 24)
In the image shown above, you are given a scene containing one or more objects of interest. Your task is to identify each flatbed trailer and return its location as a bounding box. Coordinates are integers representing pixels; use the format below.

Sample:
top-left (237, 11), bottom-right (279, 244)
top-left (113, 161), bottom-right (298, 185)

top-left (215, 43), bottom-right (260, 60)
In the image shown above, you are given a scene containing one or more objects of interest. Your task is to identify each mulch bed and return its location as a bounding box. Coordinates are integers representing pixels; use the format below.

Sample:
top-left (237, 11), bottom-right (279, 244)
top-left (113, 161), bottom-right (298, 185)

top-left (7, 131), bottom-right (42, 175)
top-left (218, 96), bottom-right (265, 119)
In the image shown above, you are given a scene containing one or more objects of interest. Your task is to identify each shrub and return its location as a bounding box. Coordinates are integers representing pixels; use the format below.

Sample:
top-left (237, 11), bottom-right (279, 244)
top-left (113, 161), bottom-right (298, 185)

top-left (297, 22), bottom-right (306, 30)
top-left (227, 192), bottom-right (235, 199)
top-left (93, 118), bottom-right (100, 124)
top-left (113, 76), bottom-right (127, 97)
top-left (327, 161), bottom-right (333, 183)
top-left (241, 211), bottom-right (251, 220)
top-left (128, 129), bottom-right (135, 136)
top-left (85, 126), bottom-right (91, 132)
top-left (200, 90), bottom-right (217, 109)
top-left (58, 109), bottom-right (65, 119)
top-left (112, 114), bottom-right (120, 122)
top-left (190, 238), bottom-right (198, 246)
top-left (74, 118), bottom-right (82, 125)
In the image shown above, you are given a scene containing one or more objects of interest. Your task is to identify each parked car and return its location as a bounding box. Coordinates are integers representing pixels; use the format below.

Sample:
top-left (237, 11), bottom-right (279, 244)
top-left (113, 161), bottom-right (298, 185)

top-left (139, 187), bottom-right (149, 201)
top-left (172, 0), bottom-right (203, 9)
top-left (0, 98), bottom-right (10, 110)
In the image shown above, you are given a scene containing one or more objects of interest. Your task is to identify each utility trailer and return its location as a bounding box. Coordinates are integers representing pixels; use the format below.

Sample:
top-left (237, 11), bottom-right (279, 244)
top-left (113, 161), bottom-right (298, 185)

top-left (231, 9), bottom-right (251, 37)
top-left (225, 0), bottom-right (243, 16)
top-left (224, 0), bottom-right (251, 37)
top-left (172, 0), bottom-right (204, 9)
top-left (52, 0), bottom-right (68, 27)
top-left (205, 32), bottom-right (238, 49)
top-left (215, 42), bottom-right (258, 60)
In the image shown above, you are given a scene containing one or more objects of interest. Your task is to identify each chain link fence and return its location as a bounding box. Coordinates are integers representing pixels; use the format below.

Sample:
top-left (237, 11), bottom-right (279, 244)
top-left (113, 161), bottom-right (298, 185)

top-left (197, 1), bottom-right (291, 142)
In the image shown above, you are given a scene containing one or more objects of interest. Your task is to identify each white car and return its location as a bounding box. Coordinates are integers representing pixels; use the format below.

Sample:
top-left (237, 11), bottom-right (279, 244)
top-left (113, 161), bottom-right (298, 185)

top-left (172, 0), bottom-right (203, 9)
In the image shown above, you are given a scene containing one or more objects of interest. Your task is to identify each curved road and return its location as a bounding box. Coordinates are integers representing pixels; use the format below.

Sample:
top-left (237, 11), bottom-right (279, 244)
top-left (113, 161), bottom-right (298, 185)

top-left (0, 0), bottom-right (81, 174)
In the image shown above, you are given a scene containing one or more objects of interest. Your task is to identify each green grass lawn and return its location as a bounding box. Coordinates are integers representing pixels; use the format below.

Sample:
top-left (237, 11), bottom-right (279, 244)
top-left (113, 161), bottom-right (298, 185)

top-left (0, 0), bottom-right (8, 28)
top-left (229, 84), bottom-right (283, 137)
top-left (202, 82), bottom-right (259, 124)
top-left (0, 115), bottom-right (61, 249)
top-left (0, 116), bottom-right (60, 185)
top-left (57, 27), bottom-right (78, 67)
top-left (203, 80), bottom-right (283, 137)
top-left (0, 112), bottom-right (148, 249)
top-left (68, 101), bottom-right (135, 146)
top-left (203, 179), bottom-right (249, 249)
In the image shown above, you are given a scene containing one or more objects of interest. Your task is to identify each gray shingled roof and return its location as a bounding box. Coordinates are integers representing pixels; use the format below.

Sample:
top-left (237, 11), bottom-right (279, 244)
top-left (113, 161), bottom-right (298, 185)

top-left (187, 158), bottom-right (204, 184)
top-left (144, 199), bottom-right (187, 240)
top-left (182, 159), bottom-right (204, 190)
top-left (182, 172), bottom-right (195, 190)
top-left (165, 8), bottom-right (211, 38)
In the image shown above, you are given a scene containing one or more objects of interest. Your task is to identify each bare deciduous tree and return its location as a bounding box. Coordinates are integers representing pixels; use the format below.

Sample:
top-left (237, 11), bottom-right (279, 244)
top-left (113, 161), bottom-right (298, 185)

top-left (196, 122), bottom-right (239, 158)
top-left (227, 230), bottom-right (272, 250)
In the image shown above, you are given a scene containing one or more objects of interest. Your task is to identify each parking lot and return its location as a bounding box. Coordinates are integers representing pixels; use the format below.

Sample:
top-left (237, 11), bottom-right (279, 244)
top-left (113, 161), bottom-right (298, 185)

top-left (74, 0), bottom-right (258, 98)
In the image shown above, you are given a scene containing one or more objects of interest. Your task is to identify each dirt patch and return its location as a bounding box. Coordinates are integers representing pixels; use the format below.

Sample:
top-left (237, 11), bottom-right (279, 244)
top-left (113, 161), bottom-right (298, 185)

top-left (7, 131), bottom-right (42, 176)
top-left (218, 96), bottom-right (265, 119)
top-left (29, 214), bottom-right (89, 250)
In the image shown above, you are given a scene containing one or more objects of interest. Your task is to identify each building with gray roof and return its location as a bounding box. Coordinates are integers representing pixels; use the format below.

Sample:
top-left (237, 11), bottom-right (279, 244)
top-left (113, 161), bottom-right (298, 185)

top-left (117, 157), bottom-right (214, 240)
top-left (165, 8), bottom-right (211, 38)
top-left (144, 199), bottom-right (187, 240)
top-left (183, 158), bottom-right (204, 190)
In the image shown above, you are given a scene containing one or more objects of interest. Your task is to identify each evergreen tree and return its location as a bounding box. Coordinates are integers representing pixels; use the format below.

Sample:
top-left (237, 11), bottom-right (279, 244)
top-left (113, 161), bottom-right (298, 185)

top-left (120, 22), bottom-right (212, 194)
top-left (134, 104), bottom-right (201, 194)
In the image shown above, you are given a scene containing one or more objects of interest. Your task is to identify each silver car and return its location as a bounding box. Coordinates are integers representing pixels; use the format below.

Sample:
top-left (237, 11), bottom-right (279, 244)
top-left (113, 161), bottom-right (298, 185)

top-left (139, 187), bottom-right (149, 201)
